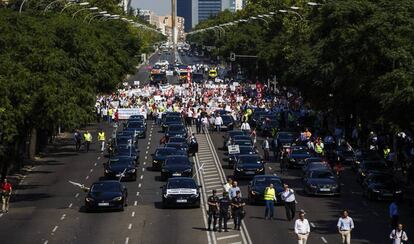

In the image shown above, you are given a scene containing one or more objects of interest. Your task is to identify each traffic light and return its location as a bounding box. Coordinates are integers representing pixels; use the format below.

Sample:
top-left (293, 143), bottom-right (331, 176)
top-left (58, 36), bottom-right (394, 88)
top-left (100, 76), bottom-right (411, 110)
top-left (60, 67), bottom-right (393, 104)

top-left (230, 52), bottom-right (236, 61)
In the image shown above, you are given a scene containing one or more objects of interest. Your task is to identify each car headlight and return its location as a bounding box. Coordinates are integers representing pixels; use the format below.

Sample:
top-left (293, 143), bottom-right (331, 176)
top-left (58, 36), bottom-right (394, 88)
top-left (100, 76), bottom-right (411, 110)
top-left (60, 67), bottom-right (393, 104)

top-left (372, 189), bottom-right (380, 193)
top-left (331, 184), bottom-right (339, 189)
top-left (112, 196), bottom-right (123, 201)
top-left (85, 197), bottom-right (94, 202)
top-left (153, 160), bottom-right (159, 164)
top-left (256, 168), bottom-right (264, 172)
top-left (355, 160), bottom-right (360, 164)
top-left (105, 169), bottom-right (111, 174)
top-left (395, 190), bottom-right (402, 194)
top-left (236, 168), bottom-right (243, 171)
top-left (184, 169), bottom-right (192, 173)
top-left (128, 168), bottom-right (136, 173)
top-left (361, 172), bottom-right (366, 177)
top-left (163, 194), bottom-right (169, 198)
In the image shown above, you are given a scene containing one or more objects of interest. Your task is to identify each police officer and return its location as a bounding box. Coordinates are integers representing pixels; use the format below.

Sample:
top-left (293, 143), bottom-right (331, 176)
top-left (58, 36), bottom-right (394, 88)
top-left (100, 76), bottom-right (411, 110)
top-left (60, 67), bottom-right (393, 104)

top-left (218, 191), bottom-right (230, 232)
top-left (98, 129), bottom-right (106, 152)
top-left (207, 189), bottom-right (219, 231)
top-left (231, 190), bottom-right (245, 231)
top-left (83, 130), bottom-right (92, 152)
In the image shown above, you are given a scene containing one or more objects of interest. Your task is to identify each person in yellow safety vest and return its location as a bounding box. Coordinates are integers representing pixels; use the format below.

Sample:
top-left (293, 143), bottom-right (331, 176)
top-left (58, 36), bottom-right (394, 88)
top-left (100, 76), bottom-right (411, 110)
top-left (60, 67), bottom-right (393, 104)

top-left (314, 139), bottom-right (324, 156)
top-left (98, 129), bottom-right (106, 152)
top-left (264, 183), bottom-right (276, 220)
top-left (107, 108), bottom-right (113, 124)
top-left (383, 146), bottom-right (391, 159)
top-left (83, 130), bottom-right (92, 152)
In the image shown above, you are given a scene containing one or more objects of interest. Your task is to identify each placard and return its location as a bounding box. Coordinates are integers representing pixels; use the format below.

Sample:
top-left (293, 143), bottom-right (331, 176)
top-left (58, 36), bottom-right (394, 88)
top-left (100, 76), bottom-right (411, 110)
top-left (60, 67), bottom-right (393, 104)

top-left (228, 145), bottom-right (240, 155)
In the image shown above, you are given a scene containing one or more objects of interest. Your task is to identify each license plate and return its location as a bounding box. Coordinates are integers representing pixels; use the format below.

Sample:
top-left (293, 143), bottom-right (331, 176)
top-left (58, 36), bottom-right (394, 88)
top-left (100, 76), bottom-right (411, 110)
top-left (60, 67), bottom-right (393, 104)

top-left (172, 173), bottom-right (181, 176)
top-left (98, 202), bottom-right (109, 206)
top-left (383, 193), bottom-right (392, 196)
top-left (245, 171), bottom-right (255, 174)
top-left (176, 199), bottom-right (187, 203)
top-left (320, 188), bottom-right (331, 192)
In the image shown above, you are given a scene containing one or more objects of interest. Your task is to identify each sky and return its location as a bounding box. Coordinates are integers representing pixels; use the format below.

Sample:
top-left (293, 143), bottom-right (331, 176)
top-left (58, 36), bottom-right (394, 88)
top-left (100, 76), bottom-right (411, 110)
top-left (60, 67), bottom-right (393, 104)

top-left (131, 0), bottom-right (171, 16)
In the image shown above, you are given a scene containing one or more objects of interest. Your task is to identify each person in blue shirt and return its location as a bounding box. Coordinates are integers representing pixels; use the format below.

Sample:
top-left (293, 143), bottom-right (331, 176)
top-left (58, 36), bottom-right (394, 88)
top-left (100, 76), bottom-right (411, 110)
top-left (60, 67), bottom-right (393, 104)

top-left (337, 210), bottom-right (354, 244)
top-left (389, 200), bottom-right (399, 228)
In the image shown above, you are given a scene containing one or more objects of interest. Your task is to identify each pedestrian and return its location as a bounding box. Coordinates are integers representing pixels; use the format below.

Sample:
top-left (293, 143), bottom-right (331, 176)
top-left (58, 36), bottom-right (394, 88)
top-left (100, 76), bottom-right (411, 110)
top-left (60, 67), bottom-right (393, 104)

top-left (83, 130), bottom-right (92, 152)
top-left (74, 130), bottom-right (82, 151)
top-left (337, 210), bottom-right (354, 244)
top-left (98, 129), bottom-right (106, 152)
top-left (250, 129), bottom-right (257, 146)
top-left (201, 116), bottom-right (209, 134)
top-left (231, 191), bottom-right (245, 231)
top-left (241, 121), bottom-right (251, 133)
top-left (264, 183), bottom-right (276, 220)
top-left (294, 211), bottom-right (310, 244)
top-left (196, 114), bottom-right (202, 134)
top-left (218, 191), bottom-right (231, 232)
top-left (262, 137), bottom-right (270, 161)
top-left (389, 200), bottom-right (399, 228)
top-left (1, 178), bottom-right (12, 213)
top-left (214, 114), bottom-right (223, 133)
top-left (108, 107), bottom-right (113, 123)
top-left (207, 190), bottom-right (219, 231)
top-left (280, 148), bottom-right (289, 173)
top-left (229, 181), bottom-right (241, 200)
top-left (281, 184), bottom-right (296, 221)
top-left (224, 178), bottom-right (233, 193)
top-left (390, 223), bottom-right (408, 244)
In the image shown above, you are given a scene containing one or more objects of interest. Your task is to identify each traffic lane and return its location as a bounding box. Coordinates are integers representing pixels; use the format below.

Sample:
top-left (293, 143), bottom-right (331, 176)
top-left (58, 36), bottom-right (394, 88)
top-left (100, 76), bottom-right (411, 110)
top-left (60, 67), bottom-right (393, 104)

top-left (0, 125), bottom-right (112, 244)
top-left (126, 52), bottom-right (161, 83)
top-left (128, 120), bottom-right (207, 244)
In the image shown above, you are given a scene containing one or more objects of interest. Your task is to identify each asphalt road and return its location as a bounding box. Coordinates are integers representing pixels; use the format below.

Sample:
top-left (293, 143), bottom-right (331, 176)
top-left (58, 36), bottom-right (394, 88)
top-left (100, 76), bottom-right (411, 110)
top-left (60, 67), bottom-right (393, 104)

top-left (0, 50), bottom-right (412, 244)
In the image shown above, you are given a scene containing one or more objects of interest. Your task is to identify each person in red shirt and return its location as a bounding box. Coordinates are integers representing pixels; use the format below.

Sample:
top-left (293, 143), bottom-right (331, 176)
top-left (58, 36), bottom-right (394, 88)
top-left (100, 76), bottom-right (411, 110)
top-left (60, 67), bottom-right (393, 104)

top-left (1, 178), bottom-right (12, 213)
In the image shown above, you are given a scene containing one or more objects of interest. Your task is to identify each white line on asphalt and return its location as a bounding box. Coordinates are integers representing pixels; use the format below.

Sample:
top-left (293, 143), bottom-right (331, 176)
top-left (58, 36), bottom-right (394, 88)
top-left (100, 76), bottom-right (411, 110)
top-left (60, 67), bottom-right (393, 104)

top-left (310, 222), bottom-right (316, 228)
top-left (52, 226), bottom-right (58, 233)
top-left (143, 162), bottom-right (146, 165)
top-left (203, 177), bottom-right (221, 182)
top-left (85, 176), bottom-right (89, 180)
top-left (140, 175), bottom-right (143, 180)
top-left (134, 201), bottom-right (138, 206)
top-left (94, 163), bottom-right (97, 166)
top-left (128, 223), bottom-right (132, 229)
top-left (0, 213), bottom-right (3, 218)
top-left (97, 157), bottom-right (101, 160)
top-left (144, 156), bottom-right (147, 160)
top-left (146, 146), bottom-right (150, 150)
top-left (90, 169), bottom-right (93, 173)
top-left (147, 142), bottom-right (150, 145)
top-left (216, 234), bottom-right (240, 240)
top-left (68, 203), bottom-right (73, 208)
top-left (321, 237), bottom-right (328, 243)
top-left (43, 241), bottom-right (48, 244)
top-left (229, 242), bottom-right (242, 244)
top-left (60, 214), bottom-right (66, 220)
top-left (138, 183), bottom-right (142, 188)
top-left (125, 237), bottom-right (130, 244)
top-left (75, 193), bottom-right (79, 198)
top-left (136, 192), bottom-right (140, 196)
top-left (205, 184), bottom-right (223, 189)
top-left (131, 211), bottom-right (135, 217)
top-left (268, 167), bottom-right (272, 170)
top-left (142, 168), bottom-right (145, 172)
top-left (145, 151), bottom-right (148, 154)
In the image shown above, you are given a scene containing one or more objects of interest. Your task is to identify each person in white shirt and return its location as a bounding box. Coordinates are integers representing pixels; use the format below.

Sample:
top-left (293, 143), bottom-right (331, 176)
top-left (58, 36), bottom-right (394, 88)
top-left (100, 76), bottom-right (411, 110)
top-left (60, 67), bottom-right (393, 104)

top-left (390, 224), bottom-right (408, 244)
top-left (201, 116), bottom-right (209, 134)
top-left (294, 212), bottom-right (310, 244)
top-left (214, 114), bottom-right (223, 133)
top-left (241, 121), bottom-right (251, 132)
top-left (337, 210), bottom-right (354, 244)
top-left (224, 178), bottom-right (233, 193)
top-left (281, 184), bottom-right (296, 221)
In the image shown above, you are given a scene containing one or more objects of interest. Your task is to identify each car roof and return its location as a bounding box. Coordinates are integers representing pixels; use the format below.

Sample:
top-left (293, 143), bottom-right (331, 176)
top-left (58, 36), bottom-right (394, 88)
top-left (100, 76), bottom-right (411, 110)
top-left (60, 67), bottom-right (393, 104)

top-left (167, 177), bottom-right (196, 182)
top-left (253, 175), bottom-right (281, 180)
top-left (93, 180), bottom-right (121, 185)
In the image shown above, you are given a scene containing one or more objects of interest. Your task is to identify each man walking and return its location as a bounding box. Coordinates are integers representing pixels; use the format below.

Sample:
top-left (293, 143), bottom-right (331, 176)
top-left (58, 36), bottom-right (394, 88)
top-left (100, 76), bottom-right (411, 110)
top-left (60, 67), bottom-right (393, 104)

top-left (294, 212), bottom-right (310, 244)
top-left (337, 210), bottom-right (354, 244)
top-left (264, 183), bottom-right (276, 220)
top-left (218, 192), bottom-right (231, 232)
top-left (83, 130), bottom-right (92, 152)
top-left (262, 137), bottom-right (270, 161)
top-left (74, 130), bottom-right (82, 151)
top-left (207, 190), bottom-right (219, 231)
top-left (196, 115), bottom-right (202, 134)
top-left (390, 223), bottom-right (408, 244)
top-left (214, 114), bottom-right (223, 133)
top-left (98, 129), bottom-right (106, 152)
top-left (231, 191), bottom-right (245, 231)
top-left (1, 178), bottom-right (12, 213)
top-left (229, 181), bottom-right (241, 200)
top-left (281, 184), bottom-right (296, 221)
top-left (389, 200), bottom-right (399, 228)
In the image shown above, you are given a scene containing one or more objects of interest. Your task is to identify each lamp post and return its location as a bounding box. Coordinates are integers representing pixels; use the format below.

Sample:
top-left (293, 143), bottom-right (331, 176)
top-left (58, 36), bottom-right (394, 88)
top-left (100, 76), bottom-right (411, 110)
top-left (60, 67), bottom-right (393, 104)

top-left (43, 0), bottom-right (67, 14)
top-left (84, 10), bottom-right (106, 23)
top-left (60, 1), bottom-right (89, 13)
top-left (278, 9), bottom-right (304, 20)
top-left (72, 6), bottom-right (98, 19)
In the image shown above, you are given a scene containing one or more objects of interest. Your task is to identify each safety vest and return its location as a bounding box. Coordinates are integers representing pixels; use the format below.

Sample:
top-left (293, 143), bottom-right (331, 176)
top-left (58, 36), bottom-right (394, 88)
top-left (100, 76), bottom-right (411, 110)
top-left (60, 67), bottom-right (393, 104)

top-left (84, 133), bottom-right (92, 142)
top-left (98, 132), bottom-right (105, 141)
top-left (108, 109), bottom-right (113, 116)
top-left (264, 187), bottom-right (275, 201)
top-left (315, 144), bottom-right (323, 154)
top-left (383, 148), bottom-right (390, 158)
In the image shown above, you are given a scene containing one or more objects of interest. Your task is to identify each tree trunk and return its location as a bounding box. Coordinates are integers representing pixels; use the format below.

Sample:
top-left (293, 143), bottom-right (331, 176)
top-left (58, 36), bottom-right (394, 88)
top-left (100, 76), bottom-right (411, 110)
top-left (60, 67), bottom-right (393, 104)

top-left (28, 128), bottom-right (37, 161)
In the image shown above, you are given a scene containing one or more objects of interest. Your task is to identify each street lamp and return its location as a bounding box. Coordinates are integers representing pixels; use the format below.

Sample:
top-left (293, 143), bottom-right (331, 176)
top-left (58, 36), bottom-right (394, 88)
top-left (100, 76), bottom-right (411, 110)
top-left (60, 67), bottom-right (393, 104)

top-left (307, 2), bottom-right (323, 6)
top-left (278, 9), bottom-right (304, 20)
top-left (60, 1), bottom-right (89, 13)
top-left (84, 10), bottom-right (106, 23)
top-left (72, 6), bottom-right (98, 19)
top-left (43, 0), bottom-right (68, 14)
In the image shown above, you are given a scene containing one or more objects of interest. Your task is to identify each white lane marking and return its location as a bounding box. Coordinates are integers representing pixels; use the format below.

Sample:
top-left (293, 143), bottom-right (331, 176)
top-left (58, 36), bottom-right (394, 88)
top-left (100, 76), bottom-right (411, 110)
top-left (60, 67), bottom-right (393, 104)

top-left (90, 169), bottom-right (93, 173)
top-left (52, 226), bottom-right (58, 233)
top-left (85, 176), bottom-right (89, 180)
top-left (143, 162), bottom-right (146, 165)
top-left (216, 234), bottom-right (240, 240)
top-left (131, 211), bottom-right (135, 217)
top-left (203, 177), bottom-right (221, 182)
top-left (60, 214), bottom-right (66, 220)
top-left (134, 201), bottom-right (138, 206)
top-left (268, 167), bottom-right (272, 170)
top-left (205, 184), bottom-right (223, 189)
top-left (97, 157), bottom-right (101, 160)
top-left (128, 223), bottom-right (132, 229)
top-left (142, 168), bottom-right (145, 172)
top-left (310, 222), bottom-right (316, 228)
top-left (138, 183), bottom-right (142, 188)
top-left (144, 156), bottom-right (148, 160)
top-left (136, 192), bottom-right (140, 196)
top-left (0, 213), bottom-right (3, 218)
top-left (75, 193), bottom-right (79, 198)
top-left (44, 241), bottom-right (49, 244)
top-left (321, 237), bottom-right (328, 243)
top-left (94, 162), bottom-right (97, 166)
top-left (140, 175), bottom-right (143, 180)
top-left (147, 142), bottom-right (150, 145)
top-left (146, 146), bottom-right (150, 150)
top-left (68, 203), bottom-right (73, 208)
top-left (229, 242), bottom-right (242, 244)
top-left (145, 151), bottom-right (148, 154)
top-left (125, 237), bottom-right (130, 244)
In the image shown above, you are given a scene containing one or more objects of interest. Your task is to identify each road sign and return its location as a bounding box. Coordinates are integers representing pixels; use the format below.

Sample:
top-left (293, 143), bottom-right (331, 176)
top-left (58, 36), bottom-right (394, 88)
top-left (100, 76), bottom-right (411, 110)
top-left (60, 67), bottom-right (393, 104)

top-left (228, 145), bottom-right (240, 155)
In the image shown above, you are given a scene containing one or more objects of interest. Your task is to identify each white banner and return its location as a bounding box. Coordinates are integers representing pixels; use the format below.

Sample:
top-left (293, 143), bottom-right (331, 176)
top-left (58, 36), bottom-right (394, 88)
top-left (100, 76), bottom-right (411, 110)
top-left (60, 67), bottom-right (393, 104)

top-left (118, 108), bottom-right (143, 120)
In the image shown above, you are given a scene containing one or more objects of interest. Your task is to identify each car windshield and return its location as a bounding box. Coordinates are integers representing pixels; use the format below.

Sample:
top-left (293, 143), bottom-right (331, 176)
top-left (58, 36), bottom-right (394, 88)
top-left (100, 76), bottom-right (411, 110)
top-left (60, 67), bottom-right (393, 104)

top-left (239, 156), bottom-right (261, 165)
top-left (165, 117), bottom-right (181, 123)
top-left (165, 157), bottom-right (189, 165)
top-left (233, 136), bottom-right (250, 141)
top-left (254, 178), bottom-right (282, 187)
top-left (168, 179), bottom-right (197, 189)
top-left (91, 182), bottom-right (121, 192)
top-left (234, 140), bottom-right (252, 146)
top-left (117, 137), bottom-right (132, 144)
top-left (168, 125), bottom-right (185, 131)
top-left (169, 137), bottom-right (186, 143)
top-left (292, 149), bottom-right (310, 155)
top-left (237, 147), bottom-right (255, 155)
top-left (155, 149), bottom-right (175, 156)
top-left (128, 122), bottom-right (144, 128)
top-left (222, 116), bottom-right (233, 123)
top-left (278, 132), bottom-right (295, 140)
top-left (310, 171), bottom-right (335, 179)
top-left (229, 131), bottom-right (245, 137)
top-left (109, 158), bottom-right (131, 165)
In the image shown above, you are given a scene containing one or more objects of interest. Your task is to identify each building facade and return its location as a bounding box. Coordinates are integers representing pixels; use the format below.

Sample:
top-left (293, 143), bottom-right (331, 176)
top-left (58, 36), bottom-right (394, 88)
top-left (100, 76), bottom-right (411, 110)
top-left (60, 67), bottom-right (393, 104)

top-left (177, 0), bottom-right (198, 32)
top-left (197, 0), bottom-right (222, 22)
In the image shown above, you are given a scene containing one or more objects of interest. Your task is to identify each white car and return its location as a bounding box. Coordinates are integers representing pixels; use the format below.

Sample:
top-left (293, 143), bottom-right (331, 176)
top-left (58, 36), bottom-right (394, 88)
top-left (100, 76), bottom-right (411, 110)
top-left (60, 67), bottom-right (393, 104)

top-left (156, 60), bottom-right (169, 67)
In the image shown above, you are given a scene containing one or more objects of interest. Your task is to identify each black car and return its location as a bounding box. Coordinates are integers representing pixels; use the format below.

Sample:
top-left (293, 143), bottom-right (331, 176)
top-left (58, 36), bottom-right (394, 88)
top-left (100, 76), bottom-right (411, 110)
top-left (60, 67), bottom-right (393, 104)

top-left (161, 155), bottom-right (193, 180)
top-left (84, 181), bottom-right (128, 211)
top-left (276, 131), bottom-right (298, 149)
top-left (152, 147), bottom-right (186, 170)
top-left (111, 144), bottom-right (139, 163)
top-left (288, 146), bottom-right (311, 168)
top-left (260, 119), bottom-right (279, 137)
top-left (357, 160), bottom-right (389, 183)
top-left (223, 130), bottom-right (247, 148)
top-left (303, 169), bottom-right (341, 196)
top-left (248, 175), bottom-right (284, 204)
top-left (353, 150), bottom-right (384, 171)
top-left (125, 122), bottom-right (146, 139)
top-left (162, 116), bottom-right (183, 131)
top-left (221, 115), bottom-right (235, 131)
top-left (362, 173), bottom-right (403, 201)
top-left (228, 145), bottom-right (257, 167)
top-left (161, 177), bottom-right (201, 208)
top-left (165, 124), bottom-right (188, 138)
top-left (234, 155), bottom-right (265, 179)
top-left (335, 145), bottom-right (356, 164)
top-left (164, 142), bottom-right (189, 154)
top-left (104, 157), bottom-right (137, 181)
